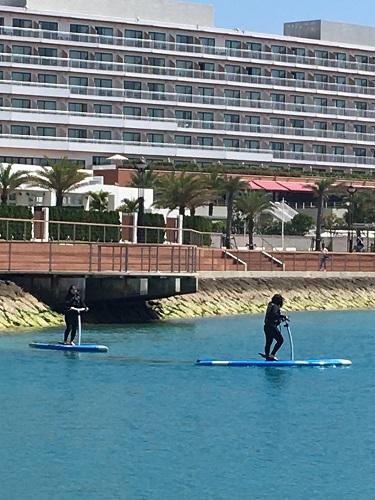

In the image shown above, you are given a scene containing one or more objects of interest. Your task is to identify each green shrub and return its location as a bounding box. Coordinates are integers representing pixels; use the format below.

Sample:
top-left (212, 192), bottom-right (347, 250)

top-left (0, 206), bottom-right (32, 240)
top-left (143, 213), bottom-right (166, 243)
top-left (49, 207), bottom-right (120, 242)
top-left (183, 216), bottom-right (212, 246)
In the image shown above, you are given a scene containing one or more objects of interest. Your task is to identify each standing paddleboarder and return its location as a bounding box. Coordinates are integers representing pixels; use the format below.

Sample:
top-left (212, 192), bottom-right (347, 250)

top-left (261, 294), bottom-right (288, 361)
top-left (64, 285), bottom-right (87, 345)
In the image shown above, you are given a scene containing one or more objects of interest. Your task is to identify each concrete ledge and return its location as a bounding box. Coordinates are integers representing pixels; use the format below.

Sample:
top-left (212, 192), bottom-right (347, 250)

top-left (198, 271), bottom-right (375, 279)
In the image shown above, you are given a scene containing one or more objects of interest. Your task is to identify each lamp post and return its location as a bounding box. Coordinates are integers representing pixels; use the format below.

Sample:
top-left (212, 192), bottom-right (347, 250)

top-left (346, 185), bottom-right (357, 253)
top-left (136, 157), bottom-right (148, 244)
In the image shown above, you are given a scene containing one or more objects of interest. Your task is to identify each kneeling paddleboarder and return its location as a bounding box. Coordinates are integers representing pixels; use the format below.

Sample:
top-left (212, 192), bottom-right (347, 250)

top-left (261, 294), bottom-right (288, 361)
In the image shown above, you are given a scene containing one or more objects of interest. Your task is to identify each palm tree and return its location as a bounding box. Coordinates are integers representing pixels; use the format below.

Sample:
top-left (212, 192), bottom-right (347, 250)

top-left (89, 191), bottom-right (109, 212)
top-left (117, 198), bottom-right (140, 214)
top-left (28, 157), bottom-right (91, 207)
top-left (312, 179), bottom-right (336, 251)
top-left (0, 165), bottom-right (30, 205)
top-left (220, 176), bottom-right (248, 249)
top-left (235, 191), bottom-right (271, 249)
top-left (206, 172), bottom-right (225, 216)
top-left (153, 172), bottom-right (210, 216)
top-left (323, 213), bottom-right (344, 251)
top-left (130, 168), bottom-right (155, 188)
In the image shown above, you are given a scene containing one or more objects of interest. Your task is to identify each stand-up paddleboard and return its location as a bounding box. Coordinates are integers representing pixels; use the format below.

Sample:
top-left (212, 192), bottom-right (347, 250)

top-left (29, 307), bottom-right (109, 353)
top-left (196, 320), bottom-right (352, 368)
top-left (196, 359), bottom-right (352, 367)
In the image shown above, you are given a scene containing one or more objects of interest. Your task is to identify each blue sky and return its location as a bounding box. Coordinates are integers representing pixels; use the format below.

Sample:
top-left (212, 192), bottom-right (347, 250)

top-left (190, 0), bottom-right (375, 34)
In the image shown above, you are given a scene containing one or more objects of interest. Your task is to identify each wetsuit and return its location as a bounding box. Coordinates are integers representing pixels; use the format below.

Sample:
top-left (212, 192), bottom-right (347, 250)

top-left (264, 302), bottom-right (287, 358)
top-left (64, 292), bottom-right (86, 343)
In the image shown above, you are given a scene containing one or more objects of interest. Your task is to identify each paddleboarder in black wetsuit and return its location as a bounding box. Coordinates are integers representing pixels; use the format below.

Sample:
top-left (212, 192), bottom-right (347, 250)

top-left (262, 294), bottom-right (288, 361)
top-left (64, 285), bottom-right (87, 345)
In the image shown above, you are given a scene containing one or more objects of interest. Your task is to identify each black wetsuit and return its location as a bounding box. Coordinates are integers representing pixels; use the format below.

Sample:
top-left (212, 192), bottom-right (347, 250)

top-left (64, 292), bottom-right (86, 343)
top-left (264, 302), bottom-right (286, 358)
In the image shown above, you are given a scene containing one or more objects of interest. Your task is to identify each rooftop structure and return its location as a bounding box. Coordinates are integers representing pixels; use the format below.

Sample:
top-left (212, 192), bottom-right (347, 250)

top-left (1, 1), bottom-right (375, 176)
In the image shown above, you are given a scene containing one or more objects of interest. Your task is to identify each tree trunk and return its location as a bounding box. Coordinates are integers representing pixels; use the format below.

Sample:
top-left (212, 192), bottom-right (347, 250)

top-left (1, 188), bottom-right (8, 205)
top-left (248, 218), bottom-right (255, 250)
top-left (225, 193), bottom-right (233, 249)
top-left (179, 206), bottom-right (185, 216)
top-left (315, 195), bottom-right (323, 251)
top-left (56, 191), bottom-right (63, 207)
top-left (190, 207), bottom-right (196, 216)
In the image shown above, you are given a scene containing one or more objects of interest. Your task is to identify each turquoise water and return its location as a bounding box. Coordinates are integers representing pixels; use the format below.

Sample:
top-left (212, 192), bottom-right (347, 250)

top-left (0, 310), bottom-right (373, 500)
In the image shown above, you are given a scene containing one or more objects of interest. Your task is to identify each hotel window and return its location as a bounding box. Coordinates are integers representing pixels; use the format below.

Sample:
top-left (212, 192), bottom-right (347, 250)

top-left (315, 74), bottom-right (328, 82)
top-left (12, 45), bottom-right (32, 55)
top-left (248, 42), bottom-right (262, 52)
top-left (148, 108), bottom-right (164, 118)
top-left (125, 29), bottom-right (143, 39)
top-left (292, 95), bottom-right (304, 105)
top-left (69, 102), bottom-right (88, 113)
top-left (336, 76), bottom-right (346, 85)
top-left (225, 40), bottom-right (241, 50)
top-left (290, 143), bottom-right (304, 153)
top-left (37, 127), bottom-right (56, 137)
top-left (176, 84), bottom-right (192, 95)
top-left (149, 82), bottom-right (165, 98)
top-left (224, 89), bottom-right (240, 103)
top-left (355, 78), bottom-right (368, 87)
top-left (124, 81), bottom-right (141, 91)
top-left (224, 114), bottom-right (240, 124)
top-left (125, 55), bottom-right (142, 65)
top-left (270, 142), bottom-right (284, 151)
top-left (271, 45), bottom-right (286, 54)
top-left (11, 125), bottom-right (30, 135)
top-left (333, 146), bottom-right (345, 155)
top-left (315, 50), bottom-right (328, 59)
top-left (37, 100), bottom-right (56, 110)
top-left (271, 69), bottom-right (286, 79)
top-left (175, 110), bottom-right (192, 121)
top-left (291, 71), bottom-right (305, 80)
top-left (314, 121), bottom-right (327, 131)
top-left (95, 52), bottom-right (113, 62)
top-left (332, 122), bottom-right (345, 132)
top-left (198, 112), bottom-right (214, 128)
top-left (354, 124), bottom-right (366, 134)
top-left (354, 147), bottom-right (366, 156)
top-left (69, 76), bottom-right (88, 87)
top-left (95, 26), bottom-right (113, 37)
top-left (70, 24), bottom-right (89, 34)
top-left (199, 62), bottom-right (215, 72)
top-left (333, 99), bottom-right (345, 108)
top-left (13, 19), bottom-right (32, 28)
top-left (39, 73), bottom-right (57, 84)
top-left (94, 104), bottom-right (112, 114)
top-left (147, 133), bottom-right (164, 143)
top-left (248, 116), bottom-right (261, 128)
top-left (225, 64), bottom-right (241, 74)
top-left (246, 140), bottom-right (260, 150)
top-left (68, 129), bottom-right (87, 139)
top-left (199, 87), bottom-right (214, 103)
top-left (123, 132), bottom-right (141, 142)
top-left (93, 130), bottom-right (112, 141)
top-left (200, 37), bottom-right (215, 47)
top-left (176, 34), bottom-right (193, 45)
top-left (124, 106), bottom-right (141, 117)
top-left (291, 47), bottom-right (305, 57)
top-left (176, 60), bottom-right (193, 70)
top-left (39, 47), bottom-right (57, 57)
top-left (247, 67), bottom-right (261, 76)
top-left (149, 57), bottom-right (165, 67)
top-left (313, 144), bottom-right (326, 154)
top-left (248, 91), bottom-right (261, 101)
top-left (94, 78), bottom-right (112, 88)
top-left (271, 93), bottom-right (285, 103)
top-left (270, 117), bottom-right (285, 127)
top-left (223, 138), bottom-right (239, 148)
top-left (290, 119), bottom-right (304, 129)
top-left (70, 50), bottom-right (88, 60)
top-left (336, 52), bottom-right (347, 61)
top-left (40, 21), bottom-right (58, 31)
top-left (197, 136), bottom-right (213, 147)
top-left (355, 101), bottom-right (367, 110)
top-left (12, 72), bottom-right (31, 81)
top-left (356, 54), bottom-right (369, 64)
top-left (11, 98), bottom-right (31, 108)
top-left (175, 135), bottom-right (192, 145)
top-left (314, 97), bottom-right (327, 107)
top-left (150, 32), bottom-right (166, 42)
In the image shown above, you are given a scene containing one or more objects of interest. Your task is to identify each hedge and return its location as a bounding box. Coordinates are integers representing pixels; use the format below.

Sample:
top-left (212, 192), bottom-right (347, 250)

top-left (143, 213), bottom-right (166, 243)
top-left (0, 206), bottom-right (32, 240)
top-left (183, 216), bottom-right (212, 246)
top-left (49, 208), bottom-right (120, 242)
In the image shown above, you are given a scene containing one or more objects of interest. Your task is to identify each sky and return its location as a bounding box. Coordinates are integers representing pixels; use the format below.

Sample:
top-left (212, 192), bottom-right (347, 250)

top-left (189, 0), bottom-right (375, 34)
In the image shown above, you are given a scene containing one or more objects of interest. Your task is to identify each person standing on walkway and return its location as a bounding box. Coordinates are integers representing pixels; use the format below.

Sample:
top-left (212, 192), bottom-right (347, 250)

top-left (319, 242), bottom-right (329, 271)
top-left (262, 294), bottom-right (288, 361)
top-left (64, 285), bottom-right (87, 345)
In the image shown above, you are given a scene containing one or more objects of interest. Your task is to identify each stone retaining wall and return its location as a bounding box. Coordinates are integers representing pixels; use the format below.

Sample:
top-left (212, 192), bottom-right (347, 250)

top-left (148, 277), bottom-right (375, 319)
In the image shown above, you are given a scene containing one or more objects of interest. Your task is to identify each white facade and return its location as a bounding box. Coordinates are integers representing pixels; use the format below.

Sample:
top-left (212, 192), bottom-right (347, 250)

top-left (1, 1), bottom-right (375, 174)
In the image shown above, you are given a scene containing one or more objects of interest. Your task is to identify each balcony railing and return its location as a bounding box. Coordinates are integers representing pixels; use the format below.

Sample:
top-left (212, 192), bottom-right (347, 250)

top-left (1, 53), bottom-right (375, 96)
top-left (2, 26), bottom-right (375, 75)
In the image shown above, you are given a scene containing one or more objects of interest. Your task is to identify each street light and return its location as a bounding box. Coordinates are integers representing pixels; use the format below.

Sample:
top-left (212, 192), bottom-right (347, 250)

top-left (346, 185), bottom-right (357, 252)
top-left (135, 157), bottom-right (148, 244)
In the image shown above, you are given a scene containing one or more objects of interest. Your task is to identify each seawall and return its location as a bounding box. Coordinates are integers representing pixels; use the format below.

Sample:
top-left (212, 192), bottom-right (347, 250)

top-left (148, 274), bottom-right (375, 319)
top-left (0, 280), bottom-right (62, 330)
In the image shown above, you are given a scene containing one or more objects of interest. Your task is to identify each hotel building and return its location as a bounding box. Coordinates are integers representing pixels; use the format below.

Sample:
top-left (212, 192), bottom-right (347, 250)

top-left (1, 0), bottom-right (375, 174)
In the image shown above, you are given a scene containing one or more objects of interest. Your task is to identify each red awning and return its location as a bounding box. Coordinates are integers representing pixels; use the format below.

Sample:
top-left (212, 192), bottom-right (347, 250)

top-left (277, 181), bottom-right (314, 192)
top-left (248, 181), bottom-right (264, 190)
top-left (248, 180), bottom-right (314, 192)
top-left (252, 180), bottom-right (290, 191)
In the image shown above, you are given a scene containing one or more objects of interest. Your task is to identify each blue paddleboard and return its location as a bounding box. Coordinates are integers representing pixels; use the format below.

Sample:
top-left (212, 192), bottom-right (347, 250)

top-left (196, 359), bottom-right (352, 367)
top-left (29, 342), bottom-right (108, 353)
